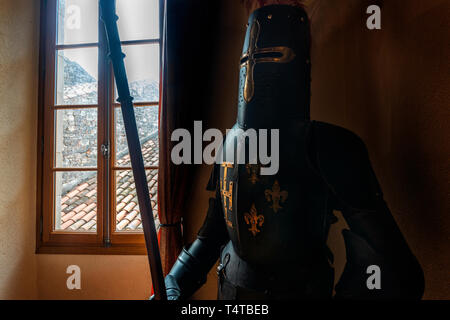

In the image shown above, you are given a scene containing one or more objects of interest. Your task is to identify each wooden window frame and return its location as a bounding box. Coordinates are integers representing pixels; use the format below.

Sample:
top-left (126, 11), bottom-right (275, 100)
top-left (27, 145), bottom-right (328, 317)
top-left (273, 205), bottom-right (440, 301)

top-left (36, 0), bottom-right (160, 255)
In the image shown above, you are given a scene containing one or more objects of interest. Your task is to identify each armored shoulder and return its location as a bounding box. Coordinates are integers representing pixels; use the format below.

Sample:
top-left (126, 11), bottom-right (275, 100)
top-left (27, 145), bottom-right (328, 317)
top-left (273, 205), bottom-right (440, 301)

top-left (197, 164), bottom-right (229, 243)
top-left (206, 163), bottom-right (220, 191)
top-left (311, 121), bottom-right (382, 211)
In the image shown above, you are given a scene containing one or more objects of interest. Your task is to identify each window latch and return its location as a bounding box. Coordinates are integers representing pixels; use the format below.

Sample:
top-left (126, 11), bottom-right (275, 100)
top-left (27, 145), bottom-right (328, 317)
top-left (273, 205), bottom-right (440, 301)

top-left (101, 143), bottom-right (110, 158)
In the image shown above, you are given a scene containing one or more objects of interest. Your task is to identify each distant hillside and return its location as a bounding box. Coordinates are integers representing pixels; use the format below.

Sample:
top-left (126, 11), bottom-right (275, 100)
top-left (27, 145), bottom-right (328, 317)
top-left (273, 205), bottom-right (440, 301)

top-left (62, 56), bottom-right (96, 87)
top-left (129, 79), bottom-right (159, 102)
top-left (62, 57), bottom-right (159, 103)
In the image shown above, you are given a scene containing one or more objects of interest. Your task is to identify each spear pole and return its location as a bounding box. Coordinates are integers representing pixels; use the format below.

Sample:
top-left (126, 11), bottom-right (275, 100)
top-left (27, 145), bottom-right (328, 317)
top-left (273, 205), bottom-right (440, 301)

top-left (99, 0), bottom-right (166, 300)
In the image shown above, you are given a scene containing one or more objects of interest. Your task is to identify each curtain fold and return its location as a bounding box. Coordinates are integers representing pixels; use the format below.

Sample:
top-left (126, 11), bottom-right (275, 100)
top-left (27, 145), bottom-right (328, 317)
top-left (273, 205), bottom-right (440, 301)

top-left (157, 0), bottom-right (221, 275)
top-left (241, 0), bottom-right (309, 15)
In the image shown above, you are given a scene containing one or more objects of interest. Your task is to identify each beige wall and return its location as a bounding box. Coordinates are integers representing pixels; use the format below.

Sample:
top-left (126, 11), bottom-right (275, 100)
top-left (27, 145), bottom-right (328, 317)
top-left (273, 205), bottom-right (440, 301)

top-left (188, 0), bottom-right (450, 300)
top-left (0, 0), bottom-right (40, 299)
top-left (36, 255), bottom-right (150, 299)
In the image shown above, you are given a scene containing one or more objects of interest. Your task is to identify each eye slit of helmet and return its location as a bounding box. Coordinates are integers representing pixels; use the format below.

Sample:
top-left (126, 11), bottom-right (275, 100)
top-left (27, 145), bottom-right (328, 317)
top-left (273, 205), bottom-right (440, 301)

top-left (240, 56), bottom-right (249, 64)
top-left (254, 52), bottom-right (283, 59)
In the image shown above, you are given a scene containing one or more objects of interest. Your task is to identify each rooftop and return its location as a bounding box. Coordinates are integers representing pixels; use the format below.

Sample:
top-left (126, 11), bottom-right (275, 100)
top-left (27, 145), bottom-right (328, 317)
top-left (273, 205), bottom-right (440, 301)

top-left (58, 126), bottom-right (159, 232)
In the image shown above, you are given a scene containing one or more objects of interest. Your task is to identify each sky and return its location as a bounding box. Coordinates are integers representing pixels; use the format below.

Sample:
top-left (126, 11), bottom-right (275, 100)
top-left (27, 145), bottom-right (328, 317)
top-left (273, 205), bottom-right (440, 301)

top-left (60, 0), bottom-right (160, 82)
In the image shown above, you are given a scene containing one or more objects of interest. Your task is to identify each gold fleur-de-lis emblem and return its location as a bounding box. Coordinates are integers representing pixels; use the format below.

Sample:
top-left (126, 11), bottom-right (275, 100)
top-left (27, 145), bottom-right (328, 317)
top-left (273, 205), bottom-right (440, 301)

top-left (240, 19), bottom-right (296, 102)
top-left (244, 204), bottom-right (265, 236)
top-left (264, 180), bottom-right (288, 213)
top-left (245, 164), bottom-right (261, 185)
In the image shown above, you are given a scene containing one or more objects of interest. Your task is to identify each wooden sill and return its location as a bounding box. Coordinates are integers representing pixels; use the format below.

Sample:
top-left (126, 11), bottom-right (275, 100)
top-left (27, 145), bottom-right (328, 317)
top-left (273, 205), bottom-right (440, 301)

top-left (36, 244), bottom-right (148, 255)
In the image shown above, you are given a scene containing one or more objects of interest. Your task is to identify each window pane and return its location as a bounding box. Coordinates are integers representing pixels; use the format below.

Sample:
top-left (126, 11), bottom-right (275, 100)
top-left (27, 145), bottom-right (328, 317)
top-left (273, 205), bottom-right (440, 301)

top-left (115, 44), bottom-right (160, 103)
top-left (115, 106), bottom-right (159, 167)
top-left (56, 48), bottom-right (98, 105)
top-left (55, 108), bottom-right (97, 168)
top-left (57, 0), bottom-right (99, 45)
top-left (115, 170), bottom-right (158, 232)
top-left (55, 171), bottom-right (97, 232)
top-left (117, 0), bottom-right (159, 41)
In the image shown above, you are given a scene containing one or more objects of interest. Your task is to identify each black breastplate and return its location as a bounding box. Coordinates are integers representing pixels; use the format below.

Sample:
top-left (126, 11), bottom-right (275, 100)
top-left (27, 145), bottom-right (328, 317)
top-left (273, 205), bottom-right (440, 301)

top-left (219, 120), bottom-right (332, 268)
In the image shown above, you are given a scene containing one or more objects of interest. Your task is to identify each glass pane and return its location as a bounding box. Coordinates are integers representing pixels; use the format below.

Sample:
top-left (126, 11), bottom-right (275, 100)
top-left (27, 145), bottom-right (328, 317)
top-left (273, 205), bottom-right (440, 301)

top-left (55, 108), bottom-right (97, 168)
top-left (57, 0), bottom-right (99, 45)
top-left (115, 44), bottom-right (160, 103)
top-left (56, 48), bottom-right (98, 105)
top-left (55, 171), bottom-right (97, 232)
top-left (117, 0), bottom-right (159, 41)
top-left (115, 106), bottom-right (159, 167)
top-left (115, 170), bottom-right (158, 232)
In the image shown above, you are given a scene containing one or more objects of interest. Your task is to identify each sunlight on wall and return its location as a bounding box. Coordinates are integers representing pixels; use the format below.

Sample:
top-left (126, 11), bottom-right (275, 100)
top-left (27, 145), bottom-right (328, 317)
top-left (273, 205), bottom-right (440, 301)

top-left (0, 0), bottom-right (40, 299)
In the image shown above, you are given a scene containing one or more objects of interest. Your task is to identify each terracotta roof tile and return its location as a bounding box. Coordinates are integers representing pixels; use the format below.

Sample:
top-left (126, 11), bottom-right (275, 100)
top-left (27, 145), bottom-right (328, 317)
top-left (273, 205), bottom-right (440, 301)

top-left (126, 220), bottom-right (141, 230)
top-left (122, 194), bottom-right (133, 204)
top-left (119, 171), bottom-right (129, 178)
top-left (77, 182), bottom-right (89, 191)
top-left (64, 200), bottom-right (78, 210)
top-left (116, 210), bottom-right (127, 221)
top-left (66, 188), bottom-right (79, 198)
top-left (148, 179), bottom-right (156, 188)
top-left (61, 211), bottom-right (76, 223)
top-left (73, 203), bottom-right (87, 213)
top-left (81, 219), bottom-right (96, 231)
top-left (61, 220), bottom-right (75, 229)
top-left (121, 182), bottom-right (131, 190)
top-left (86, 188), bottom-right (97, 198)
top-left (83, 202), bottom-right (96, 213)
top-left (82, 210), bottom-right (96, 222)
top-left (73, 212), bottom-right (89, 223)
top-left (116, 219), bottom-right (129, 231)
top-left (70, 220), bottom-right (87, 230)
top-left (117, 202), bottom-right (126, 212)
top-left (58, 137), bottom-right (159, 232)
top-left (124, 202), bottom-right (137, 213)
top-left (125, 210), bottom-right (139, 222)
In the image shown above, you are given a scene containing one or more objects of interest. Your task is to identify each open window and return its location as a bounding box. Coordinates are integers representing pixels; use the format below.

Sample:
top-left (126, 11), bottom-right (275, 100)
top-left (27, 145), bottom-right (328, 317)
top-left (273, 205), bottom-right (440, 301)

top-left (37, 0), bottom-right (161, 254)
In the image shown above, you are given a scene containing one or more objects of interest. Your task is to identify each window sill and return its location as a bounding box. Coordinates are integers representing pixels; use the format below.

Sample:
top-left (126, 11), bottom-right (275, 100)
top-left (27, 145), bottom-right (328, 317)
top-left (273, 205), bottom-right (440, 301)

top-left (36, 244), bottom-right (148, 255)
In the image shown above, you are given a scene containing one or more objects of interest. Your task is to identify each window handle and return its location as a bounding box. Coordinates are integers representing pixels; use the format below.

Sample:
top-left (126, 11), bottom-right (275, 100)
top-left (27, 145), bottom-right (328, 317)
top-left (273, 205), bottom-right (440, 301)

top-left (101, 143), bottom-right (110, 158)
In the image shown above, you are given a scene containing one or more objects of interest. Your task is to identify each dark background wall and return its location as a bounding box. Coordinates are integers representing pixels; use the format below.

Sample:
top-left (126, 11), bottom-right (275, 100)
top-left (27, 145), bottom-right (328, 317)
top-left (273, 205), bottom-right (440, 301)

top-left (308, 0), bottom-right (449, 300)
top-left (185, 0), bottom-right (449, 300)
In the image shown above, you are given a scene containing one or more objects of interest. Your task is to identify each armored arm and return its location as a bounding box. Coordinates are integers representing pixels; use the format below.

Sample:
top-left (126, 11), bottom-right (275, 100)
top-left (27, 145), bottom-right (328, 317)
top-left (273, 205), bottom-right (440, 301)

top-left (313, 122), bottom-right (424, 299)
top-left (163, 166), bottom-right (229, 300)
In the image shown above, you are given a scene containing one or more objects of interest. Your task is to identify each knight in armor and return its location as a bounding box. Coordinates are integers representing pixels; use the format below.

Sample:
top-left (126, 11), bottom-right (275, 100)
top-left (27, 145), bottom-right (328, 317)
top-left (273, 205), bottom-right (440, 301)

top-left (162, 3), bottom-right (424, 300)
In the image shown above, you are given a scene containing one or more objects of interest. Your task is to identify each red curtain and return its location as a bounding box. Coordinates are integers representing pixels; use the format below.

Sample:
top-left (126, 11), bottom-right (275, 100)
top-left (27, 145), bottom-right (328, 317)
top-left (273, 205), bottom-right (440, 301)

top-left (157, 0), bottom-right (184, 276)
top-left (157, 0), bottom-right (220, 275)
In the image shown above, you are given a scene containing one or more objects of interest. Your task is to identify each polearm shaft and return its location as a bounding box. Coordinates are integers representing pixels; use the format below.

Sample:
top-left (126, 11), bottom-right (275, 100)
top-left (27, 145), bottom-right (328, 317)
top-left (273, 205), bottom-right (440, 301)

top-left (100, 0), bottom-right (166, 300)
